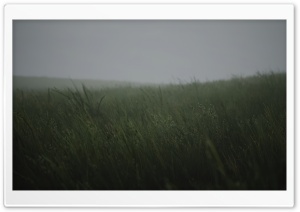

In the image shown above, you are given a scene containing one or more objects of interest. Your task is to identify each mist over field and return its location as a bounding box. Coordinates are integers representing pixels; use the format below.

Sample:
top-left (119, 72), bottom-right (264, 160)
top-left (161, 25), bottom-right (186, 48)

top-left (13, 20), bottom-right (285, 84)
top-left (13, 20), bottom-right (286, 190)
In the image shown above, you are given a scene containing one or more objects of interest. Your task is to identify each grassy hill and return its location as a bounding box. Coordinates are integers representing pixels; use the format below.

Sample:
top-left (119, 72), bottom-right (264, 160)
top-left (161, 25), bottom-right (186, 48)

top-left (13, 72), bottom-right (286, 190)
top-left (13, 76), bottom-right (154, 90)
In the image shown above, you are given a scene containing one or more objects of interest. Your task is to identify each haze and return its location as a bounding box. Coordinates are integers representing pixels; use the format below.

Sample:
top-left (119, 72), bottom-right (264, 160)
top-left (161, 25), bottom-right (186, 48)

top-left (13, 20), bottom-right (286, 84)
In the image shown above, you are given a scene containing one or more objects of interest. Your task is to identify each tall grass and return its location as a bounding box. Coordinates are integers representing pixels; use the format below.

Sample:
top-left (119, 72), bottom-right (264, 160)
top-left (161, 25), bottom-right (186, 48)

top-left (13, 72), bottom-right (286, 190)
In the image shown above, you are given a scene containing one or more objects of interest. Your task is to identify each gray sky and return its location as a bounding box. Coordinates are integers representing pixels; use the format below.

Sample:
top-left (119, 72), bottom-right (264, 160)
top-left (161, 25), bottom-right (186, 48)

top-left (13, 20), bottom-right (286, 84)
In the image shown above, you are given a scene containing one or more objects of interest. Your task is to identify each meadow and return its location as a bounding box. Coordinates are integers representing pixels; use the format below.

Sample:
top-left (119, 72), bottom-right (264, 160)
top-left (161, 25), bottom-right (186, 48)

top-left (13, 72), bottom-right (286, 190)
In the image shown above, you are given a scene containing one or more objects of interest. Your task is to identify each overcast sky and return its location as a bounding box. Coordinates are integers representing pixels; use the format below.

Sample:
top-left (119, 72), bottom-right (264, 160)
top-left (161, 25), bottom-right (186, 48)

top-left (13, 20), bottom-right (286, 84)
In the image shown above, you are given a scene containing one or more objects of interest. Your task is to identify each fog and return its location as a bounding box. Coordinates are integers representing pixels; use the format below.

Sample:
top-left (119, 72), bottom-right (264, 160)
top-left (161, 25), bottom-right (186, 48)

top-left (13, 20), bottom-right (286, 84)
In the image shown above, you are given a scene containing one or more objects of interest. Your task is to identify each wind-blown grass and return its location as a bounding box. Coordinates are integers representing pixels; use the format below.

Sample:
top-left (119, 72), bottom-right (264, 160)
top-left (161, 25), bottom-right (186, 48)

top-left (13, 72), bottom-right (286, 190)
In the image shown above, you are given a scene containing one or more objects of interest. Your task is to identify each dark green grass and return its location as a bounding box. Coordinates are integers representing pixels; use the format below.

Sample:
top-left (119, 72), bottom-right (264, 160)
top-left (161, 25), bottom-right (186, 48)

top-left (13, 72), bottom-right (286, 190)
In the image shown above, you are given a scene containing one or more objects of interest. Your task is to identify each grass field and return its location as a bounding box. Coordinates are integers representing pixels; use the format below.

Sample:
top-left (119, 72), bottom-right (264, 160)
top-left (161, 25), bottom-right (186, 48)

top-left (13, 72), bottom-right (286, 190)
